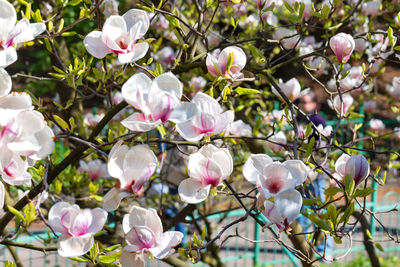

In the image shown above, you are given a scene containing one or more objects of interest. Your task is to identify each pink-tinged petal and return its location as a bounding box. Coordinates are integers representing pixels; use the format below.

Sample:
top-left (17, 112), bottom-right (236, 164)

top-left (125, 225), bottom-right (156, 250)
top-left (148, 231), bottom-right (183, 259)
top-left (262, 200), bottom-right (281, 225)
top-left (192, 112), bottom-right (216, 134)
top-left (148, 93), bottom-right (180, 123)
top-left (178, 178), bottom-right (211, 204)
top-left (329, 33), bottom-right (355, 63)
top-left (243, 154), bottom-right (273, 184)
top-left (212, 110), bottom-right (234, 134)
top-left (210, 147), bottom-right (233, 178)
top-left (0, 68), bottom-right (11, 96)
top-left (145, 208), bottom-right (163, 240)
top-left (0, 47), bottom-right (17, 68)
top-left (119, 250), bottom-right (145, 267)
top-left (86, 208), bottom-right (108, 234)
top-left (123, 206), bottom-right (148, 234)
top-left (70, 209), bottom-right (92, 236)
top-left (102, 187), bottom-right (130, 211)
top-left (102, 15), bottom-right (127, 48)
top-left (283, 160), bottom-right (309, 186)
top-left (335, 154), bottom-right (350, 178)
top-left (261, 163), bottom-right (294, 197)
top-left (206, 53), bottom-right (220, 76)
top-left (10, 19), bottom-right (45, 44)
top-left (117, 42), bottom-right (149, 64)
top-left (121, 112), bottom-right (161, 132)
top-left (151, 72), bottom-right (183, 99)
top-left (168, 102), bottom-right (198, 124)
top-left (345, 155), bottom-right (370, 185)
top-left (84, 31), bottom-right (111, 59)
top-left (0, 152), bottom-right (32, 186)
top-left (123, 9), bottom-right (149, 38)
top-left (0, 92), bottom-right (32, 110)
top-left (57, 234), bottom-right (94, 257)
top-left (218, 46), bottom-right (246, 75)
top-left (175, 120), bottom-right (203, 141)
top-left (0, 182), bottom-right (4, 209)
top-left (48, 202), bottom-right (72, 235)
top-left (107, 141), bottom-right (129, 180)
top-left (121, 72), bottom-right (152, 111)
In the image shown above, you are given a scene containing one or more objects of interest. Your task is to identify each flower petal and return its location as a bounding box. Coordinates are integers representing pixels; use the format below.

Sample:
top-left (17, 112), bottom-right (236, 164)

top-left (86, 208), bottom-right (108, 234)
top-left (117, 42), bottom-right (149, 64)
top-left (119, 250), bottom-right (145, 267)
top-left (148, 231), bottom-right (183, 259)
top-left (0, 47), bottom-right (17, 68)
top-left (58, 234), bottom-right (94, 258)
top-left (243, 154), bottom-right (273, 184)
top-left (178, 178), bottom-right (210, 204)
top-left (123, 9), bottom-right (149, 38)
top-left (84, 31), bottom-right (111, 59)
top-left (0, 68), bottom-right (11, 96)
top-left (121, 112), bottom-right (161, 132)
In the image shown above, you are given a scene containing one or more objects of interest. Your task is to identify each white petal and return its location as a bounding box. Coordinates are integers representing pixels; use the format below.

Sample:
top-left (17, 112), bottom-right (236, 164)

top-left (11, 19), bottom-right (45, 44)
top-left (146, 208), bottom-right (163, 239)
top-left (243, 154), bottom-right (273, 184)
top-left (122, 205), bottom-right (148, 233)
top-left (275, 189), bottom-right (302, 223)
top-left (0, 47), bottom-right (17, 68)
top-left (335, 154), bottom-right (350, 177)
top-left (213, 110), bottom-right (234, 134)
top-left (0, 0), bottom-right (16, 30)
top-left (117, 42), bottom-right (149, 64)
top-left (176, 120), bottom-right (203, 141)
top-left (168, 102), bottom-right (198, 123)
top-left (0, 68), bottom-right (11, 96)
top-left (151, 72), bottom-right (183, 99)
top-left (0, 92), bottom-right (32, 109)
top-left (148, 231), bottom-right (183, 259)
top-left (107, 141), bottom-right (128, 180)
top-left (121, 72), bottom-right (152, 111)
top-left (48, 202), bottom-right (72, 235)
top-left (192, 92), bottom-right (222, 114)
top-left (178, 178), bottom-right (210, 204)
top-left (84, 31), bottom-right (111, 59)
top-left (102, 187), bottom-right (130, 211)
top-left (58, 234), bottom-right (94, 257)
top-left (283, 160), bottom-right (309, 185)
top-left (119, 250), bottom-right (145, 267)
top-left (102, 15), bottom-right (127, 45)
top-left (123, 9), bottom-right (149, 38)
top-left (0, 182), bottom-right (4, 209)
top-left (121, 112), bottom-right (160, 132)
top-left (86, 208), bottom-right (108, 234)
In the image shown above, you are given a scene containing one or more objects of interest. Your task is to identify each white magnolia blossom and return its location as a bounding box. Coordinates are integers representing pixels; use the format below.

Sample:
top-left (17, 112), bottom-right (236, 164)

top-left (328, 94), bottom-right (354, 115)
top-left (103, 141), bottom-right (157, 211)
top-left (329, 33), bottom-right (355, 64)
top-left (78, 159), bottom-right (109, 181)
top-left (0, 93), bottom-right (54, 186)
top-left (84, 9), bottom-right (149, 64)
top-left (120, 206), bottom-right (183, 267)
top-left (369, 119), bottom-right (385, 131)
top-left (362, 0), bottom-right (381, 16)
top-left (100, 0), bottom-right (119, 17)
top-left (0, 68), bottom-right (11, 96)
top-left (0, 0), bottom-right (46, 68)
top-left (273, 28), bottom-right (300, 50)
top-left (206, 46), bottom-right (246, 80)
top-left (155, 46), bottom-right (175, 67)
top-left (266, 131), bottom-right (287, 153)
top-left (335, 154), bottom-right (370, 185)
top-left (48, 202), bottom-right (108, 257)
top-left (226, 120), bottom-right (252, 136)
top-left (176, 92), bottom-right (234, 141)
top-left (243, 154), bottom-right (308, 198)
top-left (273, 78), bottom-right (310, 101)
top-left (189, 76), bottom-right (207, 91)
top-left (179, 144), bottom-right (233, 203)
top-left (262, 189), bottom-right (302, 230)
top-left (83, 113), bottom-right (104, 127)
top-left (121, 72), bottom-right (197, 132)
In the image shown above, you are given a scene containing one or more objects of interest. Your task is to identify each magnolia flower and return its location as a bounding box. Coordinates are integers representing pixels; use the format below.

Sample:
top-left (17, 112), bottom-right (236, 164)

top-left (262, 189), bottom-right (302, 230)
top-left (103, 141), bottom-right (157, 211)
top-left (121, 72), bottom-right (197, 132)
top-left (243, 154), bottom-right (308, 198)
top-left (0, 182), bottom-right (4, 211)
top-left (0, 0), bottom-right (46, 68)
top-left (354, 38), bottom-right (368, 53)
top-left (329, 33), bottom-right (355, 64)
top-left (121, 206), bottom-right (183, 267)
top-left (386, 77), bottom-right (400, 100)
top-left (362, 0), bottom-right (381, 16)
top-left (226, 120), bottom-right (252, 136)
top-left (48, 202), bottom-right (107, 257)
top-left (328, 94), bottom-right (354, 115)
top-left (369, 119), bottom-right (385, 131)
top-left (189, 76), bottom-right (207, 91)
top-left (272, 78), bottom-right (309, 101)
top-left (335, 154), bottom-right (370, 185)
top-left (0, 69), bottom-right (11, 97)
top-left (309, 57), bottom-right (328, 75)
top-left (176, 92), bottom-right (234, 141)
top-left (78, 159), bottom-right (109, 181)
top-left (364, 100), bottom-right (377, 113)
top-left (100, 0), bottom-right (119, 17)
top-left (155, 46), bottom-right (175, 67)
top-left (206, 46), bottom-right (246, 80)
top-left (273, 28), bottom-right (300, 50)
top-left (261, 11), bottom-right (278, 26)
top-left (179, 144), bottom-right (233, 203)
top-left (84, 9), bottom-right (149, 64)
top-left (266, 131), bottom-right (287, 153)
top-left (83, 113), bottom-right (104, 127)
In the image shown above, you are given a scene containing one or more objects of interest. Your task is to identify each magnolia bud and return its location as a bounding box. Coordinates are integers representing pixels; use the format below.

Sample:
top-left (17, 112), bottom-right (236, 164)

top-left (329, 33), bottom-right (355, 64)
top-left (345, 155), bottom-right (370, 185)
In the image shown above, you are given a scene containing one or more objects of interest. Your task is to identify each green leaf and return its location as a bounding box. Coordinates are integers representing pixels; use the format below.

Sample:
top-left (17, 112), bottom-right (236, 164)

top-left (324, 187), bottom-right (342, 197)
top-left (354, 187), bottom-right (375, 198)
top-left (306, 137), bottom-right (315, 159)
top-left (98, 252), bottom-right (121, 264)
top-left (53, 115), bottom-right (70, 131)
top-left (103, 244), bottom-right (121, 253)
top-left (375, 242), bottom-right (384, 252)
top-left (7, 206), bottom-right (25, 222)
top-left (284, 1), bottom-right (295, 13)
top-left (388, 27), bottom-right (394, 48)
top-left (235, 87), bottom-right (260, 95)
top-left (68, 257), bottom-right (89, 263)
top-left (304, 122), bottom-right (313, 138)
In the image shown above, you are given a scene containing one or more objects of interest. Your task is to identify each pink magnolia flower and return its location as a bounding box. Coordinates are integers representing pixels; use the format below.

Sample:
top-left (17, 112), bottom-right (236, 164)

top-left (226, 120), bottom-right (252, 136)
top-left (266, 131), bottom-right (287, 153)
top-left (175, 92), bottom-right (234, 141)
top-left (354, 38), bottom-right (368, 53)
top-left (329, 33), bottom-right (355, 64)
top-left (189, 76), bottom-right (207, 91)
top-left (83, 113), bottom-right (104, 127)
top-left (78, 159), bottom-right (109, 181)
top-left (155, 46), bottom-right (175, 67)
top-left (261, 11), bottom-right (278, 25)
top-left (309, 57), bottom-right (328, 75)
top-left (328, 94), bottom-right (354, 115)
top-left (100, 0), bottom-right (119, 17)
top-left (103, 141), bottom-right (157, 211)
top-left (121, 206), bottom-right (183, 267)
top-left (364, 100), bottom-right (377, 113)
top-left (262, 189), bottom-right (302, 230)
top-left (206, 46), bottom-right (246, 80)
top-left (272, 78), bottom-right (310, 101)
top-left (178, 144), bottom-right (233, 203)
top-left (273, 28), bottom-right (300, 50)
top-left (84, 9), bottom-right (149, 64)
top-left (335, 154), bottom-right (370, 185)
top-left (121, 72), bottom-right (197, 132)
top-left (386, 77), bottom-right (400, 100)
top-left (48, 202), bottom-right (107, 257)
top-left (362, 0), bottom-right (381, 16)
top-left (369, 119), bottom-right (385, 131)
top-left (0, 0), bottom-right (46, 68)
top-left (243, 154), bottom-right (308, 198)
